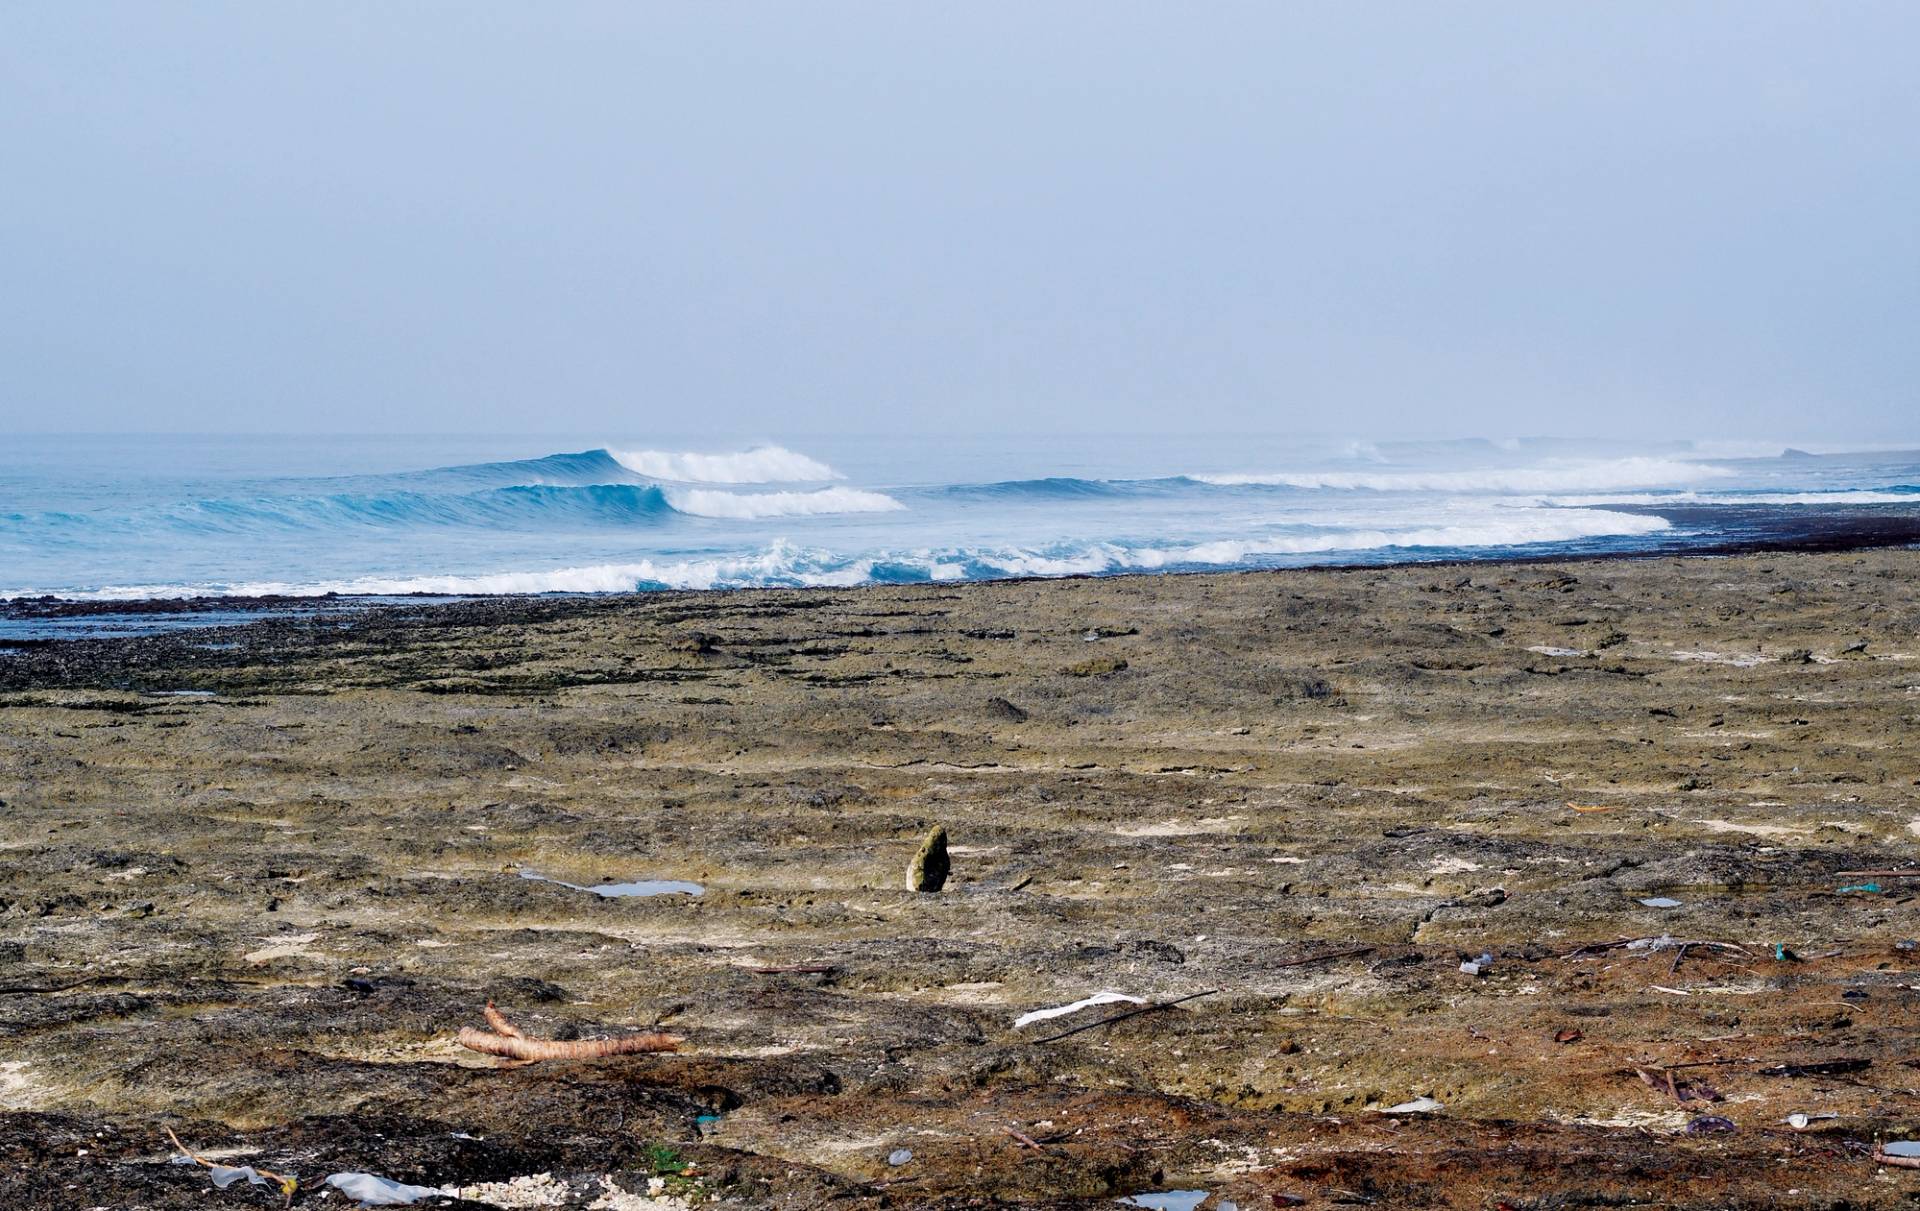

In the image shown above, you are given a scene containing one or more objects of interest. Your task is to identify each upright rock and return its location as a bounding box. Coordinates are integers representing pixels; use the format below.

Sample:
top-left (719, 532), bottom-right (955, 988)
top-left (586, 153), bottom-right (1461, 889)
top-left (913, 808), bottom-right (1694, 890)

top-left (908, 825), bottom-right (950, 893)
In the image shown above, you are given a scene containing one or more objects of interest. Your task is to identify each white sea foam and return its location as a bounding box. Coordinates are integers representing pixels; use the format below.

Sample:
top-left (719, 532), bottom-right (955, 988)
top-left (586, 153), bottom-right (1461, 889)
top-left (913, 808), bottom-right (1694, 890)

top-left (1122, 509), bottom-right (1672, 568)
top-left (28, 509), bottom-right (1668, 599)
top-left (1540, 489), bottom-right (1918, 507)
top-left (606, 444), bottom-right (840, 483)
top-left (1194, 457), bottom-right (1730, 494)
top-left (666, 486), bottom-right (904, 518)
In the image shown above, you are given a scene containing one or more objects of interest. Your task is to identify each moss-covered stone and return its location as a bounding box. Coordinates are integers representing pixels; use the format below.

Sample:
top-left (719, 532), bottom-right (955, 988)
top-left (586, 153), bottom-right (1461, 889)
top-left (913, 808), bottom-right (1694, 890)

top-left (908, 825), bottom-right (950, 892)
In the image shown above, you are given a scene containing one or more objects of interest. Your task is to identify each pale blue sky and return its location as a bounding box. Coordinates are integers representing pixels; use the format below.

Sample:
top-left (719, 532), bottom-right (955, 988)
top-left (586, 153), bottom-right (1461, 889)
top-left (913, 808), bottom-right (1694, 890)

top-left (1, 2), bottom-right (1915, 439)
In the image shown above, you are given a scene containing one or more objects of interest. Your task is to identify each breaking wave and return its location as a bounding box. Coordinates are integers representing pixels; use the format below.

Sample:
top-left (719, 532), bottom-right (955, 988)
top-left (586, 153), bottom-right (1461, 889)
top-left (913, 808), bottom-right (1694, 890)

top-left (40, 508), bottom-right (1671, 599)
top-left (11, 481), bottom-right (906, 537)
top-left (7, 435), bottom-right (1916, 602)
top-left (606, 444), bottom-right (839, 483)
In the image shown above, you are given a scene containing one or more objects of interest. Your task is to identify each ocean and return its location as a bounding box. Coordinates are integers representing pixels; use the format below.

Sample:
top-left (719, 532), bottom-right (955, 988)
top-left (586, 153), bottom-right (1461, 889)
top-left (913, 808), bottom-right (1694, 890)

top-left (3, 433), bottom-right (1917, 607)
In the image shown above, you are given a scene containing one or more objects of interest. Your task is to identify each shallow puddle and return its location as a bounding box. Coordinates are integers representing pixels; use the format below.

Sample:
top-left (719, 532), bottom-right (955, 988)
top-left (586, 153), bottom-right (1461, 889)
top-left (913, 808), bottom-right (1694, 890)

top-left (516, 869), bottom-right (703, 897)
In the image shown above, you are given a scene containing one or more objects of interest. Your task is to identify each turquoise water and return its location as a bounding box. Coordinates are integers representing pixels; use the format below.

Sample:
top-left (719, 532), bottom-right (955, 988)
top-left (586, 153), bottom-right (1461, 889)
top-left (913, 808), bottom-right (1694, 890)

top-left (3, 434), bottom-right (1917, 599)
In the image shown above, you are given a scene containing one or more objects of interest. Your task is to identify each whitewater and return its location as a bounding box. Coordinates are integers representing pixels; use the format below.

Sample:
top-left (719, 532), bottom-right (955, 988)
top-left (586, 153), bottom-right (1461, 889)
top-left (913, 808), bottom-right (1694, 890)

top-left (2, 433), bottom-right (1916, 599)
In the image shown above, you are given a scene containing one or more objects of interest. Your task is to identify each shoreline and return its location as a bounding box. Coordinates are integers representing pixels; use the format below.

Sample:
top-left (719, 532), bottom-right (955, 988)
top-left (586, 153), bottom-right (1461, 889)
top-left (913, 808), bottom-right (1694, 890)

top-left (4, 544), bottom-right (1920, 1206)
top-left (5, 503), bottom-right (1918, 636)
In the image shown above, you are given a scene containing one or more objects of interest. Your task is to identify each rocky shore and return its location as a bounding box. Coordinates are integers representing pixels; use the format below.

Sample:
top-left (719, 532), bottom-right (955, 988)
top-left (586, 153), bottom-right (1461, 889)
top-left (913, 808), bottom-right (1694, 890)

top-left (3, 549), bottom-right (1919, 1208)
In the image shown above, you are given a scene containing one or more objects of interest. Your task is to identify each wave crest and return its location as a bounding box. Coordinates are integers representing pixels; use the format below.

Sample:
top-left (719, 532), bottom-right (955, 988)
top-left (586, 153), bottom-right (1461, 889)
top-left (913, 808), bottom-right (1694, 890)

top-left (606, 444), bottom-right (839, 483)
top-left (1193, 457), bottom-right (1731, 494)
top-left (1541, 487), bottom-right (1920, 507)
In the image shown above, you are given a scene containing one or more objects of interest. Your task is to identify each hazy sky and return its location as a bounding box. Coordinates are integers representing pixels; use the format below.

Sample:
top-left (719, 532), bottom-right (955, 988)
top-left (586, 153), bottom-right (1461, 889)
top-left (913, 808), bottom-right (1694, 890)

top-left (2, 3), bottom-right (1915, 439)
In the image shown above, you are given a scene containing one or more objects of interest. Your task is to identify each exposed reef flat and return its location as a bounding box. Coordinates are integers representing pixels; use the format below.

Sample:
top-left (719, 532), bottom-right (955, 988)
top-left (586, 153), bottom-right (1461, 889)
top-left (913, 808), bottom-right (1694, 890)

top-left (3, 549), bottom-right (1920, 1207)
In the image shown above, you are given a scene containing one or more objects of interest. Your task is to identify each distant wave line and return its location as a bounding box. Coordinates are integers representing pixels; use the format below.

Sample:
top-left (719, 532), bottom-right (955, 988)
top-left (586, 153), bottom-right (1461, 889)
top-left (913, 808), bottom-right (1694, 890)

top-left (16, 507), bottom-right (1671, 598)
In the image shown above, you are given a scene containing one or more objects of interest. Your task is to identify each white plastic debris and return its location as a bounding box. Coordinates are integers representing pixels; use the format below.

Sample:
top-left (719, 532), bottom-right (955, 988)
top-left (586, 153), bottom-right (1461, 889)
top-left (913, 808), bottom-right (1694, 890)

top-left (324, 1172), bottom-right (453, 1206)
top-left (170, 1155), bottom-right (276, 1190)
top-left (1639, 897), bottom-right (1683, 908)
top-left (1459, 951), bottom-right (1494, 976)
top-left (1785, 1112), bottom-right (1838, 1130)
top-left (210, 1166), bottom-right (270, 1189)
top-left (1014, 991), bottom-right (1146, 1029)
top-left (887, 1148), bottom-right (913, 1166)
top-left (1881, 1141), bottom-right (1920, 1158)
top-left (1382, 1096), bottom-right (1445, 1114)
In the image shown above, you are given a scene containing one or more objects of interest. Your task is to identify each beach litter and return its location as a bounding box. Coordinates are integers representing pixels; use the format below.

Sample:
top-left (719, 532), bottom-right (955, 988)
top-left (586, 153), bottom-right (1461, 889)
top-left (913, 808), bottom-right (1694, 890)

top-left (325, 1172), bottom-right (452, 1206)
top-left (166, 1129), bottom-right (517, 1207)
top-left (1785, 1112), bottom-right (1839, 1130)
top-left (1024, 989), bottom-right (1220, 1043)
top-left (1684, 1115), bottom-right (1737, 1135)
top-left (517, 869), bottom-right (702, 897)
top-left (887, 1148), bottom-right (913, 1166)
top-left (1638, 897), bottom-right (1683, 909)
top-left (1459, 951), bottom-right (1493, 976)
top-left (1757, 1058), bottom-right (1869, 1078)
top-left (166, 1129), bottom-right (297, 1205)
top-left (1836, 883), bottom-right (1882, 895)
top-left (1635, 1067), bottom-right (1722, 1103)
top-left (1381, 1096), bottom-right (1445, 1115)
top-left (1118, 1191), bottom-right (1208, 1210)
top-left (1014, 991), bottom-right (1146, 1029)
top-left (1876, 1141), bottom-right (1920, 1169)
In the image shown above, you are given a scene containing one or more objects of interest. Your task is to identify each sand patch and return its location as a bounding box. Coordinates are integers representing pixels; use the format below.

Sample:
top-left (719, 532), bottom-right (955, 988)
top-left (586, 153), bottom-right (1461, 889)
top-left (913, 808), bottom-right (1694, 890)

top-left (0, 1062), bottom-right (42, 1110)
top-left (1669, 650), bottom-right (1773, 667)
top-left (1114, 817), bottom-right (1239, 837)
top-left (1691, 818), bottom-right (1808, 839)
top-left (243, 933), bottom-right (319, 963)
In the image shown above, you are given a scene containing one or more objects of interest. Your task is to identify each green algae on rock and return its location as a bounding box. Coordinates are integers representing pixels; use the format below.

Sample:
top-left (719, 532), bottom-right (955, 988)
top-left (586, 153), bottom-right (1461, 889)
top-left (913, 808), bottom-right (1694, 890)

top-left (908, 825), bottom-right (950, 892)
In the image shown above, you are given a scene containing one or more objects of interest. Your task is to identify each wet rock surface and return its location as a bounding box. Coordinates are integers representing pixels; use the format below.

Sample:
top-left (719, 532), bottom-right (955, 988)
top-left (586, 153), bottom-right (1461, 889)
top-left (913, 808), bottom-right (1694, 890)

top-left (3, 550), bottom-right (1920, 1207)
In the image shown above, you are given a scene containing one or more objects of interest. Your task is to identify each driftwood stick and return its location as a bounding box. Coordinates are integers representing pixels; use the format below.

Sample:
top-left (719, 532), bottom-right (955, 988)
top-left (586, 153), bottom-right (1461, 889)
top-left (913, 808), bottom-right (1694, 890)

top-left (483, 1001), bottom-right (525, 1039)
top-left (458, 1026), bottom-right (681, 1060)
top-left (1002, 1125), bottom-right (1046, 1152)
top-left (459, 1002), bottom-right (680, 1062)
top-left (1031, 989), bottom-right (1219, 1044)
